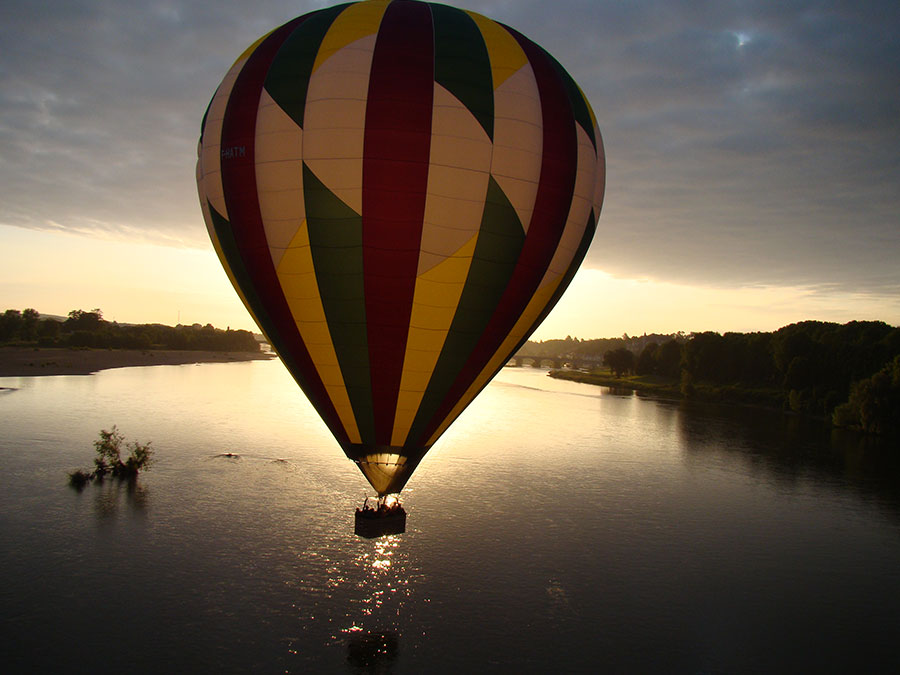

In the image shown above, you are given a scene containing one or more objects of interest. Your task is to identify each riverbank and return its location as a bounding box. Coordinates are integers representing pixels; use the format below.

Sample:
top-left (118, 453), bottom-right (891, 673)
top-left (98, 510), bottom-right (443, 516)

top-left (0, 347), bottom-right (275, 377)
top-left (547, 368), bottom-right (787, 409)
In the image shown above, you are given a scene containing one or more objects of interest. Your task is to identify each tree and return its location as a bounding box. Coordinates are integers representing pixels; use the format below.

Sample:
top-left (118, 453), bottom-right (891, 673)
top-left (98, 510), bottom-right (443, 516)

top-left (773, 324), bottom-right (816, 375)
top-left (0, 309), bottom-right (23, 341)
top-left (65, 308), bottom-right (103, 332)
top-left (683, 332), bottom-right (729, 383)
top-left (636, 342), bottom-right (658, 375)
top-left (38, 317), bottom-right (61, 342)
top-left (21, 308), bottom-right (40, 341)
top-left (604, 348), bottom-right (635, 378)
top-left (833, 355), bottom-right (900, 435)
top-left (784, 355), bottom-right (815, 391)
top-left (736, 332), bottom-right (776, 385)
top-left (655, 339), bottom-right (683, 379)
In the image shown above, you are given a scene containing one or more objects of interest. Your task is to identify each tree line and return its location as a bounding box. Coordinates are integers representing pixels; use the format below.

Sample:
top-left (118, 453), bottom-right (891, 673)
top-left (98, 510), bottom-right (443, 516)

top-left (524, 321), bottom-right (900, 435)
top-left (0, 308), bottom-right (261, 353)
top-left (520, 332), bottom-right (684, 361)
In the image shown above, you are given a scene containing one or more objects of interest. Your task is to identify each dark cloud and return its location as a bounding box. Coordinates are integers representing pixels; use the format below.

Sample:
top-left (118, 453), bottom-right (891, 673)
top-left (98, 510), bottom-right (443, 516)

top-left (1, 0), bottom-right (898, 298)
top-left (0, 1), bottom-right (328, 244)
top-left (533, 0), bottom-right (900, 292)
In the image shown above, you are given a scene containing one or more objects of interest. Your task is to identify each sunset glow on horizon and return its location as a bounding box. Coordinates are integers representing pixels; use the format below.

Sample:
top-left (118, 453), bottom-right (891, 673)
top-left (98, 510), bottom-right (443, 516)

top-left (3, 224), bottom-right (897, 341)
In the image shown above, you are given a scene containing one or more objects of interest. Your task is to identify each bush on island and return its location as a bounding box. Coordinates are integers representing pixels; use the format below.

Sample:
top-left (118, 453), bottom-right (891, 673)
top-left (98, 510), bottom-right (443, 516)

top-left (68, 426), bottom-right (153, 487)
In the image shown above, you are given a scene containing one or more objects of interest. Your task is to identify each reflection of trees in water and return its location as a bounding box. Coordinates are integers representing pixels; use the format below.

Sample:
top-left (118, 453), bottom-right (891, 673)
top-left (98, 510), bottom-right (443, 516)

top-left (346, 630), bottom-right (398, 672)
top-left (91, 478), bottom-right (149, 518)
top-left (605, 387), bottom-right (636, 398)
top-left (676, 400), bottom-right (900, 521)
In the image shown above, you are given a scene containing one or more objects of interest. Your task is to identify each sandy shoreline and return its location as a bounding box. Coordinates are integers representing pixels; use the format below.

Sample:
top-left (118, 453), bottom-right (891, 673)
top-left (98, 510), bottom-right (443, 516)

top-left (0, 347), bottom-right (275, 378)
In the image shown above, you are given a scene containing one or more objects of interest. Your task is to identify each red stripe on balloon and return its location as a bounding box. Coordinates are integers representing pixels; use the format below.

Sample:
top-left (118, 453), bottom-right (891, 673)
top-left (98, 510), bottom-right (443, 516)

top-left (219, 15), bottom-right (350, 448)
top-left (415, 26), bottom-right (579, 447)
top-left (362, 0), bottom-right (434, 446)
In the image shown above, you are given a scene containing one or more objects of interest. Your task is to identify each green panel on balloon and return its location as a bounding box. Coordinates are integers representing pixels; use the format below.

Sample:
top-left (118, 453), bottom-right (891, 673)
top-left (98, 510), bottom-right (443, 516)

top-left (405, 176), bottom-right (525, 448)
top-left (432, 3), bottom-right (494, 140)
top-left (207, 203), bottom-right (278, 353)
top-left (302, 162), bottom-right (375, 444)
top-left (264, 5), bottom-right (347, 129)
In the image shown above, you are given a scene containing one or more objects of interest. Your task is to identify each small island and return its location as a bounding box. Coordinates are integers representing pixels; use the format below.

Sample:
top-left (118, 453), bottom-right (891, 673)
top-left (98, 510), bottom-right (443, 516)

top-left (69, 426), bottom-right (154, 488)
top-left (0, 307), bottom-right (274, 377)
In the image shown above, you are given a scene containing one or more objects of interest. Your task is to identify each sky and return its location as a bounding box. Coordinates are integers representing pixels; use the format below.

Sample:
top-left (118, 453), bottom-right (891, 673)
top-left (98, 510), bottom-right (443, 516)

top-left (1, 0), bottom-right (898, 339)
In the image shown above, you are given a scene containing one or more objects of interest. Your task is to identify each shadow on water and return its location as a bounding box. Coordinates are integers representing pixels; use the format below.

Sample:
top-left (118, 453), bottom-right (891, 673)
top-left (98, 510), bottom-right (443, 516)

top-left (676, 399), bottom-right (900, 519)
top-left (346, 630), bottom-right (399, 672)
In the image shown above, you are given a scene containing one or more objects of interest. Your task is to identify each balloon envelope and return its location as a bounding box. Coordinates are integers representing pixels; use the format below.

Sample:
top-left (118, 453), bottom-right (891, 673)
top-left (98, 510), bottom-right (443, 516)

top-left (197, 0), bottom-right (605, 495)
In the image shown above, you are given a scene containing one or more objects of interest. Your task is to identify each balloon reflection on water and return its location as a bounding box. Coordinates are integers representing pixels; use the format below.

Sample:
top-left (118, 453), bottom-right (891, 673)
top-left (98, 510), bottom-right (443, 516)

top-left (288, 527), bottom-right (424, 666)
top-left (342, 535), bottom-right (411, 630)
top-left (341, 535), bottom-right (410, 668)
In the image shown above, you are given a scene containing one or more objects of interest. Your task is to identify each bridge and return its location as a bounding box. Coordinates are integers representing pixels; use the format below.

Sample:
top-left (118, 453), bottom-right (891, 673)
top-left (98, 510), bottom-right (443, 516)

top-left (506, 355), bottom-right (600, 370)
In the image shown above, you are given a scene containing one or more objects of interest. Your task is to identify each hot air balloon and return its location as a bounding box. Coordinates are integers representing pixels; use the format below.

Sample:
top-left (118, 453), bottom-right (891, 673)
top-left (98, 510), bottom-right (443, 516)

top-left (196, 0), bottom-right (605, 501)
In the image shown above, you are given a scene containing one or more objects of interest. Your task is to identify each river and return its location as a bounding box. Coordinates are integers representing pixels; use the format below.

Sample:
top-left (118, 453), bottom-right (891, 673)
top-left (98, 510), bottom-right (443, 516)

top-left (2, 361), bottom-right (899, 673)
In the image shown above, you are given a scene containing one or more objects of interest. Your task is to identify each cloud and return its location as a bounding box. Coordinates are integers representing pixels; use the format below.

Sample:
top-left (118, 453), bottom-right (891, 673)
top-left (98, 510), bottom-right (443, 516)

top-left (1, 0), bottom-right (898, 298)
top-left (551, 1), bottom-right (900, 292)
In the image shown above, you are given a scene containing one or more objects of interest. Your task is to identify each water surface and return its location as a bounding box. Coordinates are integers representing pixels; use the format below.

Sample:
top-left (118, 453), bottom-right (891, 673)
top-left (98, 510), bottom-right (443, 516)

top-left (2, 362), bottom-right (899, 672)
